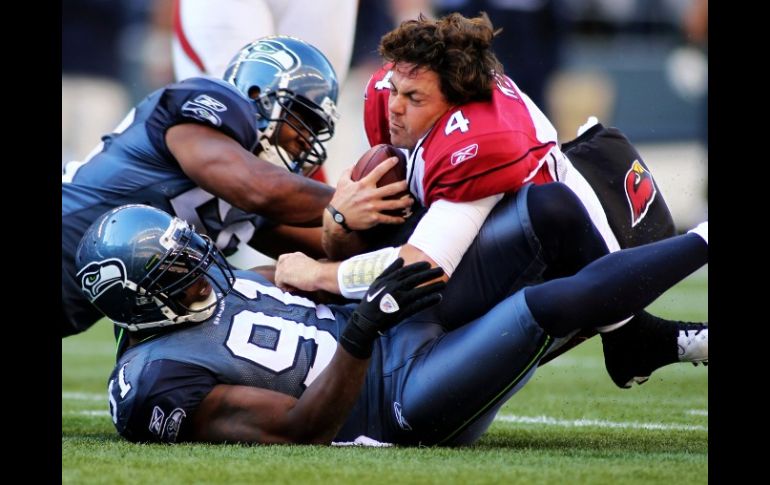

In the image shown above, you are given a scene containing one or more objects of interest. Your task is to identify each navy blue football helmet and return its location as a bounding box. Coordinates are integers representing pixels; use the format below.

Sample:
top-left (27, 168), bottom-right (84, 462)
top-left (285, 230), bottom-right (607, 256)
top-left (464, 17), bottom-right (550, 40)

top-left (75, 204), bottom-right (235, 331)
top-left (224, 35), bottom-right (340, 176)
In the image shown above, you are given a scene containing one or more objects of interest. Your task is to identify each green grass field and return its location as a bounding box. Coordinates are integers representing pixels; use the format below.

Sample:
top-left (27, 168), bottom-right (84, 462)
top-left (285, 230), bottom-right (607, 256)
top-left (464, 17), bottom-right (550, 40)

top-left (62, 268), bottom-right (707, 484)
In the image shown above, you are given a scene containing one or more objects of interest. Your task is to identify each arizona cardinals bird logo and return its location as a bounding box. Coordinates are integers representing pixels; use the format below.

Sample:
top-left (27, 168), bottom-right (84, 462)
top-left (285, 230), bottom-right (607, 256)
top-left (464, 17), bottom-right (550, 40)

top-left (624, 160), bottom-right (657, 227)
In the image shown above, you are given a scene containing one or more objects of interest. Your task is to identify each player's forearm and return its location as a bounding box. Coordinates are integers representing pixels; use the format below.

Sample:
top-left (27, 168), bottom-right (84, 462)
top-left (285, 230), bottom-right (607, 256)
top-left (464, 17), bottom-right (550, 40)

top-left (403, 196), bottom-right (501, 277)
top-left (249, 265), bottom-right (276, 283)
top-left (285, 348), bottom-right (369, 444)
top-left (257, 174), bottom-right (334, 225)
top-left (177, 133), bottom-right (335, 225)
top-left (312, 261), bottom-right (342, 293)
top-left (227, 165), bottom-right (332, 225)
top-left (322, 209), bottom-right (371, 260)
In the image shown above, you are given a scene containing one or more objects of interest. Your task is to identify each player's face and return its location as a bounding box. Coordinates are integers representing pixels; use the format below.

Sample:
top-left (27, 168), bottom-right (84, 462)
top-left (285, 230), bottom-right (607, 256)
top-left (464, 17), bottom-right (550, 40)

top-left (274, 121), bottom-right (312, 159)
top-left (271, 109), bottom-right (324, 176)
top-left (388, 63), bottom-right (452, 150)
top-left (178, 276), bottom-right (212, 308)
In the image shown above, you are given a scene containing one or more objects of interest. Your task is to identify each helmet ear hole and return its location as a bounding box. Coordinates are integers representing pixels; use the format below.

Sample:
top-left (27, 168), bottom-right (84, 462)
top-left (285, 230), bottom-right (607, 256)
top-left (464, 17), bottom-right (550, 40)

top-left (247, 86), bottom-right (261, 100)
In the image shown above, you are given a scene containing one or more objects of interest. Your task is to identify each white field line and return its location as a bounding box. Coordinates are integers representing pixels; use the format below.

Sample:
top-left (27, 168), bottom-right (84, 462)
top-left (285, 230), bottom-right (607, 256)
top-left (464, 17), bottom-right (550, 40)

top-left (62, 392), bottom-right (103, 401)
top-left (495, 414), bottom-right (707, 432)
top-left (687, 409), bottom-right (708, 416)
top-left (67, 410), bottom-right (110, 417)
top-left (63, 409), bottom-right (708, 432)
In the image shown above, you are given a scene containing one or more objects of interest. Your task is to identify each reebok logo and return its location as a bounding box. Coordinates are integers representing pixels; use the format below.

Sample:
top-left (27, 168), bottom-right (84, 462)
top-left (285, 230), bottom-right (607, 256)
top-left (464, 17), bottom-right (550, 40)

top-left (393, 402), bottom-right (412, 430)
top-left (450, 143), bottom-right (478, 166)
top-left (149, 406), bottom-right (165, 436)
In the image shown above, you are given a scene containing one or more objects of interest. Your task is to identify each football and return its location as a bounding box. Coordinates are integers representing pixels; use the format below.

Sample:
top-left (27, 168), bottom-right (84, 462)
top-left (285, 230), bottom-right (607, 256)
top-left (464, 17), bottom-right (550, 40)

top-left (350, 144), bottom-right (408, 190)
top-left (350, 144), bottom-right (410, 219)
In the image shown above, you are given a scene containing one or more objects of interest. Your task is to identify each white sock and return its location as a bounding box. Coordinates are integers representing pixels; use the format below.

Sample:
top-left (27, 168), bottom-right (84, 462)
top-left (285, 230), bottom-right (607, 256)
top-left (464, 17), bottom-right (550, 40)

top-left (577, 116), bottom-right (599, 137)
top-left (687, 221), bottom-right (708, 245)
top-left (596, 315), bottom-right (633, 333)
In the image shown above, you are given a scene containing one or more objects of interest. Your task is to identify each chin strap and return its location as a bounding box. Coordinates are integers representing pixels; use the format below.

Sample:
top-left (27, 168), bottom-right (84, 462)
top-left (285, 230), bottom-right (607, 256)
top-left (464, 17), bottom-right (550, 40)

top-left (257, 137), bottom-right (285, 168)
top-left (255, 75), bottom-right (294, 170)
top-left (186, 291), bottom-right (218, 314)
top-left (256, 95), bottom-right (286, 169)
top-left (116, 291), bottom-right (219, 332)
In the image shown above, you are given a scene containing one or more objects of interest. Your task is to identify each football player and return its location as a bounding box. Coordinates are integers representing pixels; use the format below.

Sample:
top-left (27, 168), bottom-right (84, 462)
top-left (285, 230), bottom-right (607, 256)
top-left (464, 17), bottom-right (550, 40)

top-left (62, 36), bottom-right (410, 338)
top-left (78, 204), bottom-right (708, 445)
top-left (273, 13), bottom-right (707, 385)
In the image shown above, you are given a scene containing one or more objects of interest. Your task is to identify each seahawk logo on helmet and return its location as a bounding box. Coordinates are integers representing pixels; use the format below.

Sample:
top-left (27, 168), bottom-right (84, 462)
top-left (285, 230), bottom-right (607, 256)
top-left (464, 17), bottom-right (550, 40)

top-left (78, 258), bottom-right (127, 302)
top-left (245, 39), bottom-right (301, 74)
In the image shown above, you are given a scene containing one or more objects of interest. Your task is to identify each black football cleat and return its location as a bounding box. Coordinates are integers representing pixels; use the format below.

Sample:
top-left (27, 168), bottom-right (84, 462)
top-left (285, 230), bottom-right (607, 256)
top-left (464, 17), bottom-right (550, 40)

top-left (602, 317), bottom-right (708, 389)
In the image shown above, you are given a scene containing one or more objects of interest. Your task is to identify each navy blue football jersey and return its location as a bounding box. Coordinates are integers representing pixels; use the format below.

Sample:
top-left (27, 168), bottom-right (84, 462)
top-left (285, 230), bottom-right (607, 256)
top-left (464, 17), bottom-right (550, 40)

top-left (106, 268), bottom-right (554, 447)
top-left (108, 270), bottom-right (347, 442)
top-left (62, 77), bottom-right (271, 335)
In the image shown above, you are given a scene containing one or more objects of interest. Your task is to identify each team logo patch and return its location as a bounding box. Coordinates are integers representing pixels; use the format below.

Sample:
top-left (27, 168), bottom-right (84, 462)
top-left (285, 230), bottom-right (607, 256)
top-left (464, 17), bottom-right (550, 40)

top-left (379, 294), bottom-right (400, 314)
top-left (624, 160), bottom-right (657, 227)
top-left (450, 143), bottom-right (478, 166)
top-left (373, 70), bottom-right (393, 91)
top-left (161, 408), bottom-right (187, 443)
top-left (77, 258), bottom-right (127, 302)
top-left (181, 94), bottom-right (227, 126)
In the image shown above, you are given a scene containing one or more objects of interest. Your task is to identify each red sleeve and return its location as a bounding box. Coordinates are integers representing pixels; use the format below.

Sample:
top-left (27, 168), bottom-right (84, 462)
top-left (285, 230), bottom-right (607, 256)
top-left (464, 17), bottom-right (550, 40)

top-left (363, 64), bottom-right (393, 147)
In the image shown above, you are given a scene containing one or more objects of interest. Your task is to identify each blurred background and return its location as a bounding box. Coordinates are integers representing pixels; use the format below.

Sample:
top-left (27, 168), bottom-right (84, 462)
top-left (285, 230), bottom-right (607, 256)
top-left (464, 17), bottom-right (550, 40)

top-left (62, 0), bottom-right (707, 229)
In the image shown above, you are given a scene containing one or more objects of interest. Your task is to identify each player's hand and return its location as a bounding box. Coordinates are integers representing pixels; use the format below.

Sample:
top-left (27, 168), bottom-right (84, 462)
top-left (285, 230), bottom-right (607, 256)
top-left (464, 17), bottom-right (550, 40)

top-left (275, 252), bottom-right (325, 292)
top-left (340, 258), bottom-right (445, 359)
top-left (329, 162), bottom-right (413, 231)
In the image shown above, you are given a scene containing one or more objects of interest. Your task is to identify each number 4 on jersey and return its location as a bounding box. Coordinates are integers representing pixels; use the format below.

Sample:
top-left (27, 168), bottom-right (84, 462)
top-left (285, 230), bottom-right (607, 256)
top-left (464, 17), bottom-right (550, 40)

top-left (444, 110), bottom-right (470, 135)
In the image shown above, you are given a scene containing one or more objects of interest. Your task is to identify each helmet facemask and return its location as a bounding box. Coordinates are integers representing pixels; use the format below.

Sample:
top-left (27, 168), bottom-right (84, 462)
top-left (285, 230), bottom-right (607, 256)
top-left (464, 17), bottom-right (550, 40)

top-left (77, 205), bottom-right (238, 333)
top-left (256, 88), bottom-right (339, 177)
top-left (128, 221), bottom-right (235, 331)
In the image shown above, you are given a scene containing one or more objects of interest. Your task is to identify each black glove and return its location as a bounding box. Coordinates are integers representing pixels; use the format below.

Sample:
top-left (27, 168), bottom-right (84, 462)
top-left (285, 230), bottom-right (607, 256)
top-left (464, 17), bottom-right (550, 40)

top-left (340, 258), bottom-right (446, 359)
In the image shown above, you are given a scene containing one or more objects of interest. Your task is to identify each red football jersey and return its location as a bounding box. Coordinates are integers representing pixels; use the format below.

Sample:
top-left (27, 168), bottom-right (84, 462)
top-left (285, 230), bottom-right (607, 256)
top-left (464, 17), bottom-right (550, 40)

top-left (363, 65), bottom-right (556, 206)
top-left (363, 65), bottom-right (394, 147)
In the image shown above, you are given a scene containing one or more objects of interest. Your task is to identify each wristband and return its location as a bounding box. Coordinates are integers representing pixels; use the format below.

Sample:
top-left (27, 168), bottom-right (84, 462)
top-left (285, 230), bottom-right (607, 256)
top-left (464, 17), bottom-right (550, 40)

top-left (339, 313), bottom-right (377, 359)
top-left (326, 204), bottom-right (352, 233)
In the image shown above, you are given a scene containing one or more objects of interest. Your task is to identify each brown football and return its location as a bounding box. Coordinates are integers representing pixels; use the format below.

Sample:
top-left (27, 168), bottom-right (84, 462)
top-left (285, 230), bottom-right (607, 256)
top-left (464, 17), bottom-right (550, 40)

top-left (350, 144), bottom-right (410, 217)
top-left (351, 144), bottom-right (407, 188)
top-left (349, 145), bottom-right (420, 248)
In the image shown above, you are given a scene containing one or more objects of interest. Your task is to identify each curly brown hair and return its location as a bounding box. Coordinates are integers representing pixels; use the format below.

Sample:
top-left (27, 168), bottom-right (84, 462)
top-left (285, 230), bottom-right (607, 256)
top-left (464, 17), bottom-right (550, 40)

top-left (379, 12), bottom-right (504, 105)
